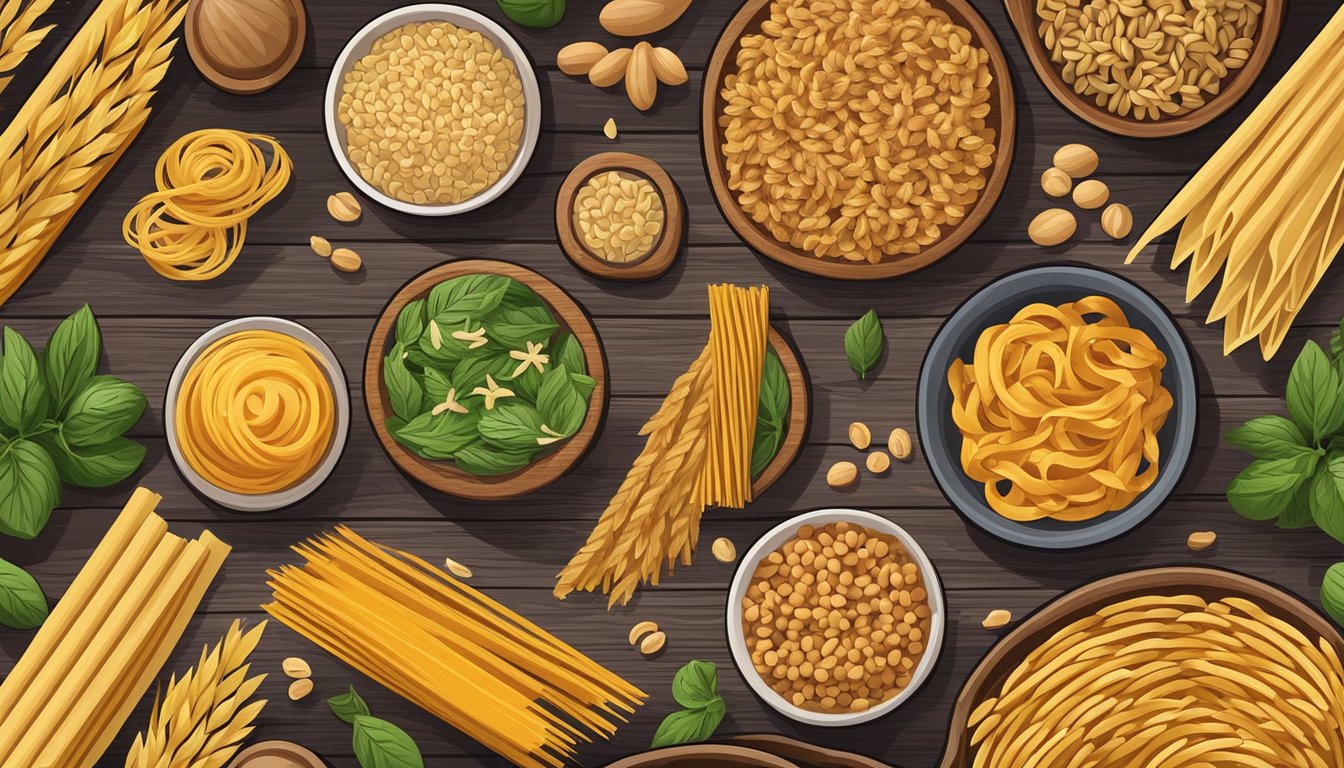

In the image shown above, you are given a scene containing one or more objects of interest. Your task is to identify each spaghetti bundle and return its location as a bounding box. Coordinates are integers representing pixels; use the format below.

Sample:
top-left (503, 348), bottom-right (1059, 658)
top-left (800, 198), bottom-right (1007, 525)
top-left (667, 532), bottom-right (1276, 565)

top-left (1126, 5), bottom-right (1344, 359)
top-left (264, 527), bottom-right (644, 768)
top-left (948, 296), bottom-right (1172, 522)
top-left (175, 330), bottom-right (335, 495)
top-left (125, 129), bottom-right (292, 281)
top-left (0, 488), bottom-right (230, 768)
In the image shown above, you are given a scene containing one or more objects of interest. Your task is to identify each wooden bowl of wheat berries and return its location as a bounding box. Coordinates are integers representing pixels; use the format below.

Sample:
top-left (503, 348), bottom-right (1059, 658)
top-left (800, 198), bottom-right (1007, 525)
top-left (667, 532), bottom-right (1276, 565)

top-left (364, 260), bottom-right (607, 499)
top-left (703, 0), bottom-right (1016, 280)
top-left (556, 152), bottom-right (684, 282)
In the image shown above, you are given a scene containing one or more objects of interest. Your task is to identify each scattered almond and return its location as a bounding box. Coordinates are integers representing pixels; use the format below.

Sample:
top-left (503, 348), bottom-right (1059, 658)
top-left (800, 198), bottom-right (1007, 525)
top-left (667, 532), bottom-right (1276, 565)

top-left (309, 235), bottom-right (332, 258)
top-left (1187, 531), bottom-right (1217, 551)
top-left (599, 0), bottom-right (692, 37)
top-left (444, 556), bottom-right (473, 579)
top-left (287, 678), bottom-right (314, 700)
top-left (982, 609), bottom-right (1012, 629)
top-left (603, 117), bottom-right (618, 140)
top-left (282, 657), bottom-right (311, 679)
top-left (650, 46), bottom-right (688, 86)
top-left (330, 247), bottom-right (362, 273)
top-left (1028, 208), bottom-right (1076, 247)
top-left (866, 451), bottom-right (891, 474)
top-left (628, 620), bottom-right (659, 645)
top-left (1072, 179), bottom-right (1110, 209)
top-left (327, 191), bottom-right (361, 223)
top-left (1053, 143), bottom-right (1099, 178)
top-left (848, 422), bottom-right (872, 450)
top-left (557, 41), bottom-right (609, 76)
top-left (588, 47), bottom-right (632, 88)
top-left (712, 537), bottom-right (737, 563)
top-left (639, 630), bottom-right (667, 655)
top-left (1101, 203), bottom-right (1133, 240)
top-left (1041, 167), bottom-right (1072, 197)
top-left (626, 42), bottom-right (657, 111)
top-left (888, 428), bottom-right (913, 461)
top-left (827, 461), bottom-right (858, 489)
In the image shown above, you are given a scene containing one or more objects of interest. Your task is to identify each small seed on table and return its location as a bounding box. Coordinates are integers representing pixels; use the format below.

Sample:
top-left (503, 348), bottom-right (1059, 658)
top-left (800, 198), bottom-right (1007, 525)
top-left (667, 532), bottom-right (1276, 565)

top-left (982, 609), bottom-right (1012, 629)
top-left (282, 656), bottom-right (311, 679)
top-left (288, 678), bottom-right (314, 700)
top-left (848, 422), bottom-right (872, 450)
top-left (888, 428), bottom-right (913, 461)
top-left (1187, 531), bottom-right (1217, 551)
top-left (628, 620), bottom-right (659, 645)
top-left (640, 631), bottom-right (667, 655)
top-left (330, 247), bottom-right (362, 273)
top-left (327, 192), bottom-right (361, 223)
top-left (866, 451), bottom-right (891, 475)
top-left (310, 235), bottom-right (332, 258)
top-left (1072, 179), bottom-right (1110, 210)
top-left (444, 556), bottom-right (473, 579)
top-left (827, 461), bottom-right (858, 489)
top-left (712, 537), bottom-right (737, 563)
top-left (603, 117), bottom-right (618, 140)
top-left (1041, 167), bottom-right (1072, 197)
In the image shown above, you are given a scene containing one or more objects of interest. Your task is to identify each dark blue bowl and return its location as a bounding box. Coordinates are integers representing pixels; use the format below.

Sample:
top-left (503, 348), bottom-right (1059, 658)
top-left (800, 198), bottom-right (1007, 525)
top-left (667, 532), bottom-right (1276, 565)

top-left (916, 265), bottom-right (1198, 549)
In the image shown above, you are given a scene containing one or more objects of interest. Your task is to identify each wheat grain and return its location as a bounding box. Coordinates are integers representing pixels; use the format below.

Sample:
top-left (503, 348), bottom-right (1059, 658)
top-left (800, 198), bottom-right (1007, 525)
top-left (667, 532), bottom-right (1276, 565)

top-left (125, 620), bottom-right (268, 768)
top-left (0, 0), bottom-right (187, 307)
top-left (0, 0), bottom-right (55, 99)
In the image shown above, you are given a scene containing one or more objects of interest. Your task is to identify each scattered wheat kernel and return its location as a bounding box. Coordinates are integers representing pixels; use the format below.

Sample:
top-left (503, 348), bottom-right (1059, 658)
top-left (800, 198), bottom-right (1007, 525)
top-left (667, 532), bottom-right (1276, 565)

top-left (603, 117), bottom-right (618, 139)
top-left (1187, 531), bottom-right (1217, 551)
top-left (628, 620), bottom-right (659, 645)
top-left (848, 422), bottom-right (872, 450)
top-left (282, 657), bottom-right (312, 679)
top-left (444, 556), bottom-right (473, 579)
top-left (309, 235), bottom-right (332, 258)
top-left (866, 451), bottom-right (891, 474)
top-left (639, 630), bottom-right (667, 655)
top-left (288, 678), bottom-right (314, 700)
top-left (712, 537), bottom-right (737, 563)
top-left (982, 609), bottom-right (1012, 629)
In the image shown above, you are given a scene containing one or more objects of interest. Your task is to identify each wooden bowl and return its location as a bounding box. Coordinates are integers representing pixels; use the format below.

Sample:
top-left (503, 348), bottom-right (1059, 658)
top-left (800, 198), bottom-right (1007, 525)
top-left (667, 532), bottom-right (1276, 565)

top-left (1002, 0), bottom-right (1284, 137)
top-left (605, 735), bottom-right (897, 768)
top-left (754, 327), bottom-right (809, 497)
top-left (186, 0), bottom-right (307, 95)
top-left (937, 566), bottom-right (1344, 767)
top-left (365, 260), bottom-right (607, 500)
top-left (228, 740), bottom-right (327, 768)
top-left (702, 0), bottom-right (1016, 281)
top-left (557, 152), bottom-right (684, 282)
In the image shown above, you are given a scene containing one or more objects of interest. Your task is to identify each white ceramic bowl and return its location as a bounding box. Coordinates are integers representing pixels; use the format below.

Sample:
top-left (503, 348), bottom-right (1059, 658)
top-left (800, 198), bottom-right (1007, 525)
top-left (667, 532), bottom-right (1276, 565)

top-left (165, 317), bottom-right (351, 512)
top-left (324, 4), bottom-right (542, 216)
top-left (726, 508), bottom-right (946, 726)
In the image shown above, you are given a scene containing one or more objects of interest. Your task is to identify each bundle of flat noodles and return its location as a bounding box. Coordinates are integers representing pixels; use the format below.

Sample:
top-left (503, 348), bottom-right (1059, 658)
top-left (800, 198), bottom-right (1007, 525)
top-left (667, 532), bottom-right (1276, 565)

top-left (1126, 5), bottom-right (1344, 360)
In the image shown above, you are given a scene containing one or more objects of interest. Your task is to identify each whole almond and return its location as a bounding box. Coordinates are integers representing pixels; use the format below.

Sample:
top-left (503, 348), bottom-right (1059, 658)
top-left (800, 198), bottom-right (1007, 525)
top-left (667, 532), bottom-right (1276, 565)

top-left (650, 47), bottom-right (688, 86)
top-left (711, 537), bottom-right (737, 563)
top-left (557, 42), bottom-right (609, 76)
top-left (1187, 530), bottom-right (1217, 551)
top-left (626, 42), bottom-right (657, 111)
top-left (827, 461), bottom-right (858, 489)
top-left (310, 235), bottom-right (332, 258)
top-left (1101, 203), bottom-right (1133, 240)
top-left (628, 620), bottom-right (658, 645)
top-left (982, 609), bottom-right (1012, 629)
top-left (888, 428), bottom-right (913, 461)
top-left (866, 451), bottom-right (891, 475)
top-left (1028, 208), bottom-right (1076, 247)
top-left (327, 192), bottom-right (361, 223)
top-left (599, 0), bottom-right (692, 37)
top-left (848, 422), bottom-right (872, 450)
top-left (282, 657), bottom-right (311, 679)
top-left (1041, 167), bottom-right (1072, 198)
top-left (639, 630), bottom-right (667, 655)
top-left (1072, 179), bottom-right (1110, 209)
top-left (330, 247), bottom-right (362, 273)
top-left (588, 48), bottom-right (632, 88)
top-left (1053, 143), bottom-right (1099, 178)
top-left (288, 678), bottom-right (314, 701)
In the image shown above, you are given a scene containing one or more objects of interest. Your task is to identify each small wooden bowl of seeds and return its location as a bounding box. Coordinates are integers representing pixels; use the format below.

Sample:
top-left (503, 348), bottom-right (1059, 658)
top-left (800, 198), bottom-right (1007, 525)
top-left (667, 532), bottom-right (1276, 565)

top-left (556, 152), bottom-right (684, 282)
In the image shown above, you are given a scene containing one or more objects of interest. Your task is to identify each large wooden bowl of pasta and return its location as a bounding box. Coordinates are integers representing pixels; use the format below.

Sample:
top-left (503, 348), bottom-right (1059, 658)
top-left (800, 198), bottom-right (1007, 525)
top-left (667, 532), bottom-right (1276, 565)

top-left (916, 265), bottom-right (1197, 549)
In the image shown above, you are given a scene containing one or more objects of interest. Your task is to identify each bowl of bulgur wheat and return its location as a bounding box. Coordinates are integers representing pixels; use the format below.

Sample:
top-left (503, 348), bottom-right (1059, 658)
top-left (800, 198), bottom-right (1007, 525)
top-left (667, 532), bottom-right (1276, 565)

top-left (703, 0), bottom-right (1016, 279)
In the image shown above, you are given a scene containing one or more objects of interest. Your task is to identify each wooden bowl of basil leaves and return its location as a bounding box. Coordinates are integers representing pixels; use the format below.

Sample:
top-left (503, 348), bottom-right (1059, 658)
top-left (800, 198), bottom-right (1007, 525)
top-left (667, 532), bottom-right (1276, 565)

top-left (365, 259), bottom-right (608, 499)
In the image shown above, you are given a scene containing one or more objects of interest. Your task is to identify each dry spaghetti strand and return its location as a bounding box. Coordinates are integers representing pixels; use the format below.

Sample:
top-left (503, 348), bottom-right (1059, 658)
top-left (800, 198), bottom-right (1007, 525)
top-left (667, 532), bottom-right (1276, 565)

top-left (124, 129), bottom-right (291, 281)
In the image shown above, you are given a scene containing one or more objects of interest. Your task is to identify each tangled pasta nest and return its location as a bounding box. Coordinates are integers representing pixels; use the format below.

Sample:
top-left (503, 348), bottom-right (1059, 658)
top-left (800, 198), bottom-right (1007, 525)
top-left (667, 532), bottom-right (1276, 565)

top-left (948, 296), bottom-right (1173, 522)
top-left (718, 0), bottom-right (998, 263)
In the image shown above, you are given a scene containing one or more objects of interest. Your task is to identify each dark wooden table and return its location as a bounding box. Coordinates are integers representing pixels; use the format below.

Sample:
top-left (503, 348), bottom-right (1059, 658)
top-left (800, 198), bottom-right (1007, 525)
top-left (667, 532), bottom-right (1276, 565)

top-left (3, 0), bottom-right (1342, 766)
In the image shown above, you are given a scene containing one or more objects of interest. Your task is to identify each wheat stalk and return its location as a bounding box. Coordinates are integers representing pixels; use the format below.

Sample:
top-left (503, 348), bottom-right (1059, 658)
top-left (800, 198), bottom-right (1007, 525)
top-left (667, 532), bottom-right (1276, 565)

top-left (125, 620), bottom-right (268, 768)
top-left (0, 0), bottom-right (55, 99)
top-left (0, 0), bottom-right (187, 307)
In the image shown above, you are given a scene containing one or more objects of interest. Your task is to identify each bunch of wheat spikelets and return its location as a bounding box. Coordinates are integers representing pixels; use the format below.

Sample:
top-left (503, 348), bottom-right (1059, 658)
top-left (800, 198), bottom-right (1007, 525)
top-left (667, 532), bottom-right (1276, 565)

top-left (0, 0), bottom-right (55, 98)
top-left (125, 620), bottom-right (268, 768)
top-left (0, 0), bottom-right (187, 307)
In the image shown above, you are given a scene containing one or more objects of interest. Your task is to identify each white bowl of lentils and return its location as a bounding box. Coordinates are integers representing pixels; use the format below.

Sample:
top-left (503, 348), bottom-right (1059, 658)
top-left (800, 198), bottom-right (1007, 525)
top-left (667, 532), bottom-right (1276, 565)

top-left (727, 509), bottom-right (945, 726)
top-left (325, 4), bottom-right (542, 216)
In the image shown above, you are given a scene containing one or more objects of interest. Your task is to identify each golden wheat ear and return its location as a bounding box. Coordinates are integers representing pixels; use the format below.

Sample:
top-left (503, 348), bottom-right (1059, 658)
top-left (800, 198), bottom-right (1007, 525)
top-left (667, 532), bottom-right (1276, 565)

top-left (0, 0), bottom-right (55, 101)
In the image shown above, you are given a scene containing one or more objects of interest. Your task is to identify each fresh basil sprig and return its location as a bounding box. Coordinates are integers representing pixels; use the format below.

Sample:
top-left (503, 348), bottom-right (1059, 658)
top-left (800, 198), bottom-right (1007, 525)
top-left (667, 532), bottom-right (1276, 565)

top-left (327, 685), bottom-right (425, 768)
top-left (750, 350), bottom-right (790, 478)
top-left (844, 309), bottom-right (885, 380)
top-left (651, 660), bottom-right (727, 749)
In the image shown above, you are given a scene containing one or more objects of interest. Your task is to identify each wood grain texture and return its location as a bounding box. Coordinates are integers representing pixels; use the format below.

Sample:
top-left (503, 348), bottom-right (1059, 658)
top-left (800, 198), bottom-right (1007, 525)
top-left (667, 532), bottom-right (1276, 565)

top-left (556, 152), bottom-right (685, 281)
top-left (1, 0), bottom-right (1343, 767)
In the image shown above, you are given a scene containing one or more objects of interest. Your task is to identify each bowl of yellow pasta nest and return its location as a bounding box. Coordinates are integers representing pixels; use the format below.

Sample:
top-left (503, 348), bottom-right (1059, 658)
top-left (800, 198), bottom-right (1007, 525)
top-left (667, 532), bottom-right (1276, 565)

top-left (166, 317), bottom-right (350, 512)
top-left (916, 265), bottom-right (1197, 549)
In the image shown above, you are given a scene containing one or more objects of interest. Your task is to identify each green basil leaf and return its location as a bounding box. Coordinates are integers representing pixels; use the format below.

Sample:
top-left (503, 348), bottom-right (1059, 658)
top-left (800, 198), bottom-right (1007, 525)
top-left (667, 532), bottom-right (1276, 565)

top-left (553, 333), bottom-right (586, 376)
top-left (1322, 562), bottom-right (1344, 627)
top-left (36, 432), bottom-right (144, 488)
top-left (44, 305), bottom-right (100, 416)
top-left (1225, 415), bottom-right (1314, 460)
top-left (496, 0), bottom-right (565, 28)
top-left (427, 275), bottom-right (511, 319)
top-left (478, 402), bottom-right (547, 451)
top-left (485, 306), bottom-right (558, 350)
top-left (393, 410), bottom-right (482, 461)
top-left (844, 310), bottom-right (884, 380)
top-left (328, 685), bottom-right (373, 726)
top-left (453, 441), bottom-right (535, 476)
top-left (500, 279), bottom-right (546, 312)
top-left (1279, 481), bottom-right (1315, 529)
top-left (421, 368), bottom-right (453, 411)
top-left (1227, 455), bottom-right (1317, 521)
top-left (0, 555), bottom-right (46, 630)
top-left (1311, 453), bottom-right (1344, 543)
top-left (383, 344), bottom-right (424, 423)
top-left (537, 364), bottom-right (586, 437)
top-left (650, 698), bottom-right (726, 748)
top-left (1286, 340), bottom-right (1344, 443)
top-left (60, 376), bottom-right (146, 447)
top-left (396, 299), bottom-right (427, 349)
top-left (570, 371), bottom-right (597, 400)
top-left (505, 359), bottom-right (545, 403)
top-left (352, 715), bottom-right (425, 768)
top-left (671, 660), bottom-right (719, 709)
top-left (751, 350), bottom-right (791, 478)
top-left (0, 439), bottom-right (61, 540)
top-left (0, 327), bottom-right (48, 434)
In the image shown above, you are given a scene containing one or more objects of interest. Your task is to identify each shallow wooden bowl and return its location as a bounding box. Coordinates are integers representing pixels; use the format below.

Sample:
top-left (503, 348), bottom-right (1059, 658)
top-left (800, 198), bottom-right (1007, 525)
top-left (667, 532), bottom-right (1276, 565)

top-left (228, 740), bottom-right (327, 768)
top-left (754, 327), bottom-right (810, 496)
top-left (1002, 0), bottom-right (1284, 137)
top-left (365, 260), bottom-right (607, 500)
top-left (937, 566), bottom-right (1344, 767)
top-left (702, 0), bottom-right (1016, 281)
top-left (557, 152), bottom-right (685, 282)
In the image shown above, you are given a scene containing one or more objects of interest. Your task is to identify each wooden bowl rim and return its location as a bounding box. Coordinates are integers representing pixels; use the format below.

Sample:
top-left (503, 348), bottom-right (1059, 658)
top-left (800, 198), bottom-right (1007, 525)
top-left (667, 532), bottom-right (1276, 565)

top-left (186, 0), bottom-right (307, 95)
top-left (556, 152), bottom-right (685, 282)
top-left (228, 739), bottom-right (327, 768)
top-left (700, 0), bottom-right (1017, 281)
top-left (1001, 0), bottom-right (1285, 137)
top-left (937, 566), bottom-right (1344, 767)
top-left (364, 259), bottom-right (607, 500)
top-left (753, 326), bottom-right (810, 497)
